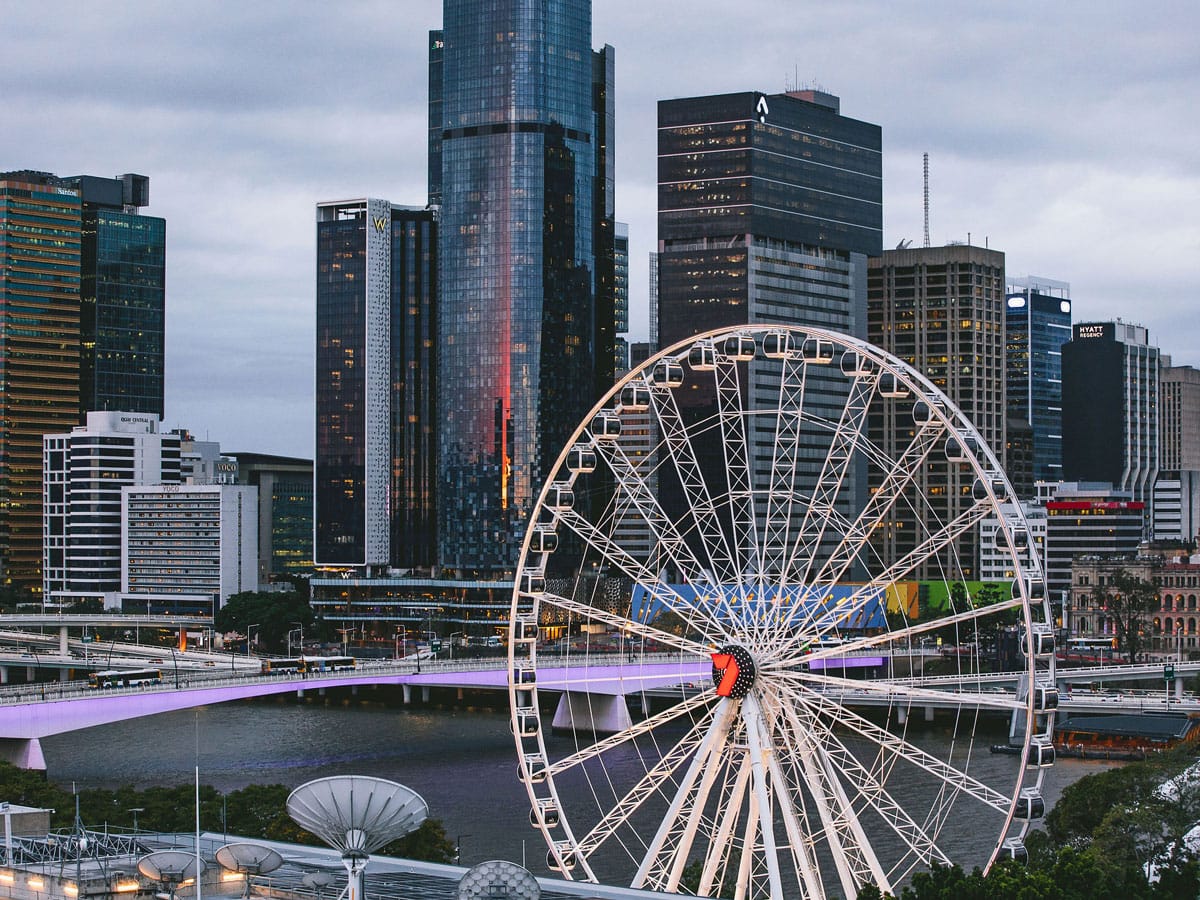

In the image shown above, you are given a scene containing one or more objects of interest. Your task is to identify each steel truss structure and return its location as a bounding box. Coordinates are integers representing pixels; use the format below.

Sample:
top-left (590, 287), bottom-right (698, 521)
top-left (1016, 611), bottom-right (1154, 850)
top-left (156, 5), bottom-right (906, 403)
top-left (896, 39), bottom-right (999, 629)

top-left (509, 325), bottom-right (1056, 899)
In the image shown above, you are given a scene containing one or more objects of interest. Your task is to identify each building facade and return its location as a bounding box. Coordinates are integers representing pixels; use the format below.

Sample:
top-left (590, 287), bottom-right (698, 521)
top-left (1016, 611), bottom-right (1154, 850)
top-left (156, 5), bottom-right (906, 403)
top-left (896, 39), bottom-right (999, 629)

top-left (314, 200), bottom-right (437, 571)
top-left (1155, 361), bottom-right (1200, 545)
top-left (432, 0), bottom-right (610, 574)
top-left (231, 452), bottom-right (314, 585)
top-left (1045, 482), bottom-right (1144, 600)
top-left (1005, 276), bottom-right (1071, 495)
top-left (1062, 320), bottom-right (1159, 506)
top-left (121, 483), bottom-right (258, 611)
top-left (868, 244), bottom-right (1007, 579)
top-left (43, 411), bottom-right (181, 608)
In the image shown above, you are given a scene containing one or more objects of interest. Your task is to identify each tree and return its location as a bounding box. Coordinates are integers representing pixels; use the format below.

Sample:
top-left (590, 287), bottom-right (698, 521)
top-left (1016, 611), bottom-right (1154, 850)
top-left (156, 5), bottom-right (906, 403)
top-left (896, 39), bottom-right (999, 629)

top-left (1091, 569), bottom-right (1158, 663)
top-left (215, 590), bottom-right (317, 651)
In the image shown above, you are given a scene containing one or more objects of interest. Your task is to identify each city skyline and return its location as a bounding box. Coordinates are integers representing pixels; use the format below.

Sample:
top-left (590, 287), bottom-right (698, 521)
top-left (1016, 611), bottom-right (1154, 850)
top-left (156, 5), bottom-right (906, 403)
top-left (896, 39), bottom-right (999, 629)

top-left (2, 1), bottom-right (1196, 459)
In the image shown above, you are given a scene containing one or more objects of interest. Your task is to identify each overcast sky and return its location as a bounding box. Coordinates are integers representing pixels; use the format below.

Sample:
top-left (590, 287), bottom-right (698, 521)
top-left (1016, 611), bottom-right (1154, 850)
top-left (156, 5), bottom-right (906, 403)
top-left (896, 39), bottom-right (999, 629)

top-left (3, 1), bottom-right (1197, 459)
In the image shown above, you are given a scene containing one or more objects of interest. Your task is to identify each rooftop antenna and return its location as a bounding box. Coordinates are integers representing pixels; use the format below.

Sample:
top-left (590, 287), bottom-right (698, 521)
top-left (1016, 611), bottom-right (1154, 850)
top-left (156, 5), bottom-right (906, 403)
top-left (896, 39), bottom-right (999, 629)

top-left (287, 776), bottom-right (428, 900)
top-left (923, 152), bottom-right (931, 248)
top-left (138, 850), bottom-right (206, 900)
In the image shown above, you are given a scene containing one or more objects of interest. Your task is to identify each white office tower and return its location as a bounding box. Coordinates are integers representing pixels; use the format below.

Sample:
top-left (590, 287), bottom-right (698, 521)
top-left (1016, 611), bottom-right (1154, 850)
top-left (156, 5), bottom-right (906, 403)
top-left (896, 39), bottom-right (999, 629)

top-left (979, 501), bottom-right (1047, 582)
top-left (1155, 360), bottom-right (1200, 544)
top-left (43, 411), bottom-right (181, 609)
top-left (121, 483), bottom-right (258, 612)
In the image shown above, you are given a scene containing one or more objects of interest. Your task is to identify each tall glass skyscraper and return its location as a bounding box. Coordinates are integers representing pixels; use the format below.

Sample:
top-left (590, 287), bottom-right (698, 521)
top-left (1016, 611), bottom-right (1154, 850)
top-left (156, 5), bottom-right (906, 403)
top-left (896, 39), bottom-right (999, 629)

top-left (432, 0), bottom-right (608, 574)
top-left (1005, 276), bottom-right (1071, 495)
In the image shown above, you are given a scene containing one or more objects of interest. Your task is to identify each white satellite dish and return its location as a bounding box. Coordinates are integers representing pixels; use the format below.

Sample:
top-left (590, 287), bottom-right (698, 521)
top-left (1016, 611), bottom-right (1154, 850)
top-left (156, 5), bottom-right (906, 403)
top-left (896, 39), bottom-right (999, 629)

top-left (287, 776), bottom-right (428, 900)
top-left (457, 860), bottom-right (541, 900)
top-left (302, 869), bottom-right (340, 900)
top-left (137, 850), bottom-right (206, 900)
top-left (215, 843), bottom-right (284, 898)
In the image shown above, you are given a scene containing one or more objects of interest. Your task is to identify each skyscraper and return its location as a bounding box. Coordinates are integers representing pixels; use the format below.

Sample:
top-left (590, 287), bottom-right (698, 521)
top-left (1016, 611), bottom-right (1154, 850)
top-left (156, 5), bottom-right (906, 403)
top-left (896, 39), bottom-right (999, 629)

top-left (432, 0), bottom-right (609, 574)
top-left (657, 90), bottom-right (881, 348)
top-left (0, 172), bottom-right (82, 595)
top-left (314, 200), bottom-right (437, 570)
top-left (1061, 320), bottom-right (1159, 506)
top-left (1153, 360), bottom-right (1200, 543)
top-left (868, 244), bottom-right (1007, 579)
top-left (1005, 276), bottom-right (1071, 494)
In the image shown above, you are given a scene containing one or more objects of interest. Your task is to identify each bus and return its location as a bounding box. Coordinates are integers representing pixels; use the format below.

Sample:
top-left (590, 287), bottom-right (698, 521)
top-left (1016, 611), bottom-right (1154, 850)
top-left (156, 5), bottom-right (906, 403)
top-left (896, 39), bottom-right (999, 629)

top-left (88, 668), bottom-right (163, 689)
top-left (261, 657), bottom-right (303, 674)
top-left (301, 656), bottom-right (356, 673)
top-left (1067, 637), bottom-right (1116, 651)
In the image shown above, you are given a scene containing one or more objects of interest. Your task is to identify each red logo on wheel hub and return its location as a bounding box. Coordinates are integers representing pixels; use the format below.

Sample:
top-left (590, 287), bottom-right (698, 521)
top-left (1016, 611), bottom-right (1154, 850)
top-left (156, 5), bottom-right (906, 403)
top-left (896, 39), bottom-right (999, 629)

top-left (711, 645), bottom-right (755, 698)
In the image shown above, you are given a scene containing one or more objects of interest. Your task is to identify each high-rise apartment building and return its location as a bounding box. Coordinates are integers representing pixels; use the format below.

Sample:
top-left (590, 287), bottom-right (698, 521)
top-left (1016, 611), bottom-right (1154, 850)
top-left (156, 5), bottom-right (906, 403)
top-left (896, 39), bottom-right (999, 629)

top-left (1062, 321), bottom-right (1159, 506)
top-left (43, 411), bottom-right (181, 608)
top-left (612, 222), bottom-right (629, 376)
top-left (1005, 276), bottom-right (1071, 495)
top-left (868, 244), bottom-right (1007, 579)
top-left (0, 172), bottom-right (83, 594)
top-left (314, 200), bottom-right (437, 571)
top-left (431, 0), bottom-right (611, 574)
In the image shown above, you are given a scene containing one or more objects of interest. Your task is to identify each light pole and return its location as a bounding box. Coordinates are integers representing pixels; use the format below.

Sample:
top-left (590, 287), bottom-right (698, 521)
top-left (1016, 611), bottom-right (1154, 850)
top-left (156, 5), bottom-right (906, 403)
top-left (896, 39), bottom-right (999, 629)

top-left (128, 807), bottom-right (144, 832)
top-left (456, 833), bottom-right (472, 865)
top-left (168, 647), bottom-right (180, 689)
top-left (449, 632), bottom-right (464, 661)
top-left (291, 621), bottom-right (305, 656)
top-left (246, 624), bottom-right (260, 658)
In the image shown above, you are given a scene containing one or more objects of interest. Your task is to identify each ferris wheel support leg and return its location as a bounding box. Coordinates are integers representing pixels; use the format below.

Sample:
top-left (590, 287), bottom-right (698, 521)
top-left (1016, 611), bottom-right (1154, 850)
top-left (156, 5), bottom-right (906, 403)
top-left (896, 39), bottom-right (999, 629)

top-left (742, 694), bottom-right (788, 899)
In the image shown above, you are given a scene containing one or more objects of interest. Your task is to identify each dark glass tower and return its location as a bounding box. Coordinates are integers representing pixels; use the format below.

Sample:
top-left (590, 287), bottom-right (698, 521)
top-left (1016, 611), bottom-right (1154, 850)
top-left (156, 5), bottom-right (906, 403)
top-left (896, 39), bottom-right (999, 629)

top-left (315, 200), bottom-right (437, 570)
top-left (433, 0), bottom-right (602, 574)
top-left (1005, 276), bottom-right (1071, 495)
top-left (67, 174), bottom-right (165, 419)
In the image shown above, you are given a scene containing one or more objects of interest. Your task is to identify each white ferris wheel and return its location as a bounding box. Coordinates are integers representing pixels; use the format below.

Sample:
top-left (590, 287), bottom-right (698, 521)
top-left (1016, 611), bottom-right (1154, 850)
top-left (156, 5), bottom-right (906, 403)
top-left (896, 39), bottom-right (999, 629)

top-left (508, 325), bottom-right (1057, 899)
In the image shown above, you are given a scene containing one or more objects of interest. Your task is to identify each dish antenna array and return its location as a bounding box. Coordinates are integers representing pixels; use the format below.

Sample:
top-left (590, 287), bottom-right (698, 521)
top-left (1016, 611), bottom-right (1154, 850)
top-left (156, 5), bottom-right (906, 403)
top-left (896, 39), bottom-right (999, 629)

top-left (137, 849), bottom-right (206, 900)
top-left (215, 842), bottom-right (283, 899)
top-left (457, 860), bottom-right (542, 900)
top-left (287, 776), bottom-right (428, 900)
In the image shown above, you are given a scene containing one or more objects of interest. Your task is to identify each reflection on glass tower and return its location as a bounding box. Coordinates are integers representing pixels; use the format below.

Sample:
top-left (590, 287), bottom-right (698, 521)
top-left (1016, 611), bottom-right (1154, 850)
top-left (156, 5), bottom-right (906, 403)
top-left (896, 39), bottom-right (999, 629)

top-left (433, 0), bottom-right (607, 574)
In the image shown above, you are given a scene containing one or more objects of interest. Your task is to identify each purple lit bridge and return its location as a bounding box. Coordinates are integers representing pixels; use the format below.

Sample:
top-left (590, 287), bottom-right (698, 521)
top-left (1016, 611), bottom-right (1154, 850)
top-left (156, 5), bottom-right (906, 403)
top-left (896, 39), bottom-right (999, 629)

top-left (0, 656), bottom-right (713, 771)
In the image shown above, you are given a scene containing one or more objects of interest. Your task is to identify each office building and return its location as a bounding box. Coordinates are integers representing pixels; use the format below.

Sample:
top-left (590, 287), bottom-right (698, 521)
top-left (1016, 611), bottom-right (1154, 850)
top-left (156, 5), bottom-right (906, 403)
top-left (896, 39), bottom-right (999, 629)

top-left (431, 0), bottom-right (611, 574)
top-left (0, 170), bottom-right (165, 598)
top-left (612, 222), bottom-right (629, 376)
top-left (231, 452), bottom-right (314, 584)
top-left (868, 244), bottom-right (1007, 579)
top-left (1005, 276), bottom-right (1071, 494)
top-left (1044, 481), bottom-right (1144, 600)
top-left (69, 174), bottom-right (165, 419)
top-left (42, 411), bottom-right (181, 608)
top-left (122, 483), bottom-right (258, 611)
top-left (315, 200), bottom-right (437, 571)
top-left (1062, 321), bottom-right (1159, 506)
top-left (1155, 361), bottom-right (1200, 544)
top-left (979, 502), bottom-right (1047, 582)
top-left (0, 172), bottom-right (83, 594)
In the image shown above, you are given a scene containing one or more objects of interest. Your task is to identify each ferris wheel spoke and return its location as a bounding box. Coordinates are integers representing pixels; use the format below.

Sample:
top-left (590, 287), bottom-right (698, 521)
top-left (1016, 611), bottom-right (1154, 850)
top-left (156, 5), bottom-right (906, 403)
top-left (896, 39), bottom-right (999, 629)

top-left (773, 692), bottom-right (889, 895)
top-left (548, 690), bottom-right (717, 777)
top-left (799, 687), bottom-right (1011, 813)
top-left (576, 703), bottom-right (721, 858)
top-left (802, 595), bottom-right (1024, 665)
top-left (740, 693), bottom-right (794, 899)
top-left (539, 590), bottom-right (712, 657)
top-left (712, 353), bottom-right (759, 588)
top-left (783, 669), bottom-right (1025, 712)
top-left (761, 354), bottom-right (807, 584)
top-left (797, 501), bottom-right (996, 649)
top-left (699, 753), bottom-right (752, 898)
top-left (649, 381), bottom-right (739, 586)
top-left (550, 506), bottom-right (733, 640)
top-left (788, 373), bottom-right (877, 589)
top-left (792, 695), bottom-right (954, 872)
top-left (634, 699), bottom-right (738, 890)
top-left (803, 418), bottom-right (946, 589)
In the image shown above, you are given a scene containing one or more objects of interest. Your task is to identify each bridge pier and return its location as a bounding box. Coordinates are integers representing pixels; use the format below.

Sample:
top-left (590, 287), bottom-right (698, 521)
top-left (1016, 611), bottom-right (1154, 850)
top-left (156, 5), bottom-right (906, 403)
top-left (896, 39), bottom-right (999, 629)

top-left (552, 692), bottom-right (632, 735)
top-left (0, 666), bottom-right (7, 684)
top-left (402, 685), bottom-right (412, 704)
top-left (896, 705), bottom-right (908, 725)
top-left (924, 706), bottom-right (935, 722)
top-left (422, 686), bottom-right (430, 703)
top-left (1177, 680), bottom-right (1185, 701)
top-left (59, 626), bottom-right (68, 656)
top-left (0, 738), bottom-right (45, 771)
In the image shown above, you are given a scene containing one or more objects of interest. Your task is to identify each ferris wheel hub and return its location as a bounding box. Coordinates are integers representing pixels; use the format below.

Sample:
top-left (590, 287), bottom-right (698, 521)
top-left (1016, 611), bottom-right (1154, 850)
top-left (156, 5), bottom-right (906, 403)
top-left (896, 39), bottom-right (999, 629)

top-left (711, 645), bottom-right (757, 699)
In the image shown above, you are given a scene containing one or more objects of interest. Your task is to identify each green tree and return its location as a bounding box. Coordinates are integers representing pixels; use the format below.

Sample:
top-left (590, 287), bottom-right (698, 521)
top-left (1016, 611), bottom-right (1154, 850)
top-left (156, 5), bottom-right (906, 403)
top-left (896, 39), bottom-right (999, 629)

top-left (215, 590), bottom-right (316, 651)
top-left (1090, 569), bottom-right (1158, 663)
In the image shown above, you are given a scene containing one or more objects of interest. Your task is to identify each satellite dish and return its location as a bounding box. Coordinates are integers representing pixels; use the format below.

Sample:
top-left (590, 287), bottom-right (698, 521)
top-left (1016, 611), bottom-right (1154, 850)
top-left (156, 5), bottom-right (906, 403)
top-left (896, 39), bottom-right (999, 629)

top-left (458, 860), bottom-right (541, 900)
top-left (302, 870), bottom-right (339, 900)
top-left (215, 843), bottom-right (283, 899)
top-left (287, 776), bottom-right (428, 900)
top-left (137, 850), bottom-right (206, 900)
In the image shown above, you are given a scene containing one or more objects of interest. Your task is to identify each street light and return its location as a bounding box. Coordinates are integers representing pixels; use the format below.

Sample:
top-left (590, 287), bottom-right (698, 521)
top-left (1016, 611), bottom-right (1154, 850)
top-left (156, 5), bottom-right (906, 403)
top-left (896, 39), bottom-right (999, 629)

top-left (291, 621), bottom-right (305, 656)
top-left (168, 647), bottom-right (180, 689)
top-left (449, 632), bottom-right (464, 661)
top-left (128, 808), bottom-right (144, 832)
top-left (246, 624), bottom-right (261, 659)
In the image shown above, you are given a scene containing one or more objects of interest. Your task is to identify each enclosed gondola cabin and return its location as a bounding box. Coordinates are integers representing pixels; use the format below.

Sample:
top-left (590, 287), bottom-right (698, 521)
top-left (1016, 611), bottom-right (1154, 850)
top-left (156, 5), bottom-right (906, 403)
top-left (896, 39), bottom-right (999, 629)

top-left (651, 360), bottom-right (684, 387)
top-left (762, 331), bottom-right (796, 359)
top-left (722, 333), bottom-right (756, 361)
top-left (688, 341), bottom-right (717, 371)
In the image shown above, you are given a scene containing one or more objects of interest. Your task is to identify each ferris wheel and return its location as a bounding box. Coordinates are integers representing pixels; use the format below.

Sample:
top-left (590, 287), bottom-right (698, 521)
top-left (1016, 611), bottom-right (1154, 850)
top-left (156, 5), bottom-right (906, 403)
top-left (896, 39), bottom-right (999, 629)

top-left (508, 325), bottom-right (1056, 899)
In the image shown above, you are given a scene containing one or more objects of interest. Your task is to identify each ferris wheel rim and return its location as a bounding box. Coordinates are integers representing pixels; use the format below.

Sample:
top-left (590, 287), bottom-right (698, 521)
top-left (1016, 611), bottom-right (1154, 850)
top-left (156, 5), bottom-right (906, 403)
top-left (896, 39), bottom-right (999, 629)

top-left (509, 324), bottom-right (1054, 898)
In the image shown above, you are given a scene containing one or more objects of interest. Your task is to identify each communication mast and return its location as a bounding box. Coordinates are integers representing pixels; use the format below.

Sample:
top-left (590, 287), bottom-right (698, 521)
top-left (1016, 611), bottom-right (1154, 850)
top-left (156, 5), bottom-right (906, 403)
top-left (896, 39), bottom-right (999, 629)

top-left (923, 152), bottom-right (931, 248)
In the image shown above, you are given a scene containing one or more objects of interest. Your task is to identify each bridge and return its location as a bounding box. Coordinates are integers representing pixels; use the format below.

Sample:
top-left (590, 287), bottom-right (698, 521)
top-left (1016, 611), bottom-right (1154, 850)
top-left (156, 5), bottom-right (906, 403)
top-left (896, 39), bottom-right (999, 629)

top-left (0, 654), bottom-right (709, 770)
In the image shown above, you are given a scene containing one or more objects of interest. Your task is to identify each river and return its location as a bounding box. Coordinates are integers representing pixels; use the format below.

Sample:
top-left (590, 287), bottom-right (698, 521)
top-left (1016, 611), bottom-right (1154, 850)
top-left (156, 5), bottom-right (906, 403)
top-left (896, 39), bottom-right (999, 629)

top-left (38, 693), bottom-right (1113, 879)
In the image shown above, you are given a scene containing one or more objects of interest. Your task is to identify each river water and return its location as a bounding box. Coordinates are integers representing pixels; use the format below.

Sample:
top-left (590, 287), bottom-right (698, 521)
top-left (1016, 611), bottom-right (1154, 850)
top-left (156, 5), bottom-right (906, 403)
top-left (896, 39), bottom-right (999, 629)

top-left (38, 694), bottom-right (1112, 880)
